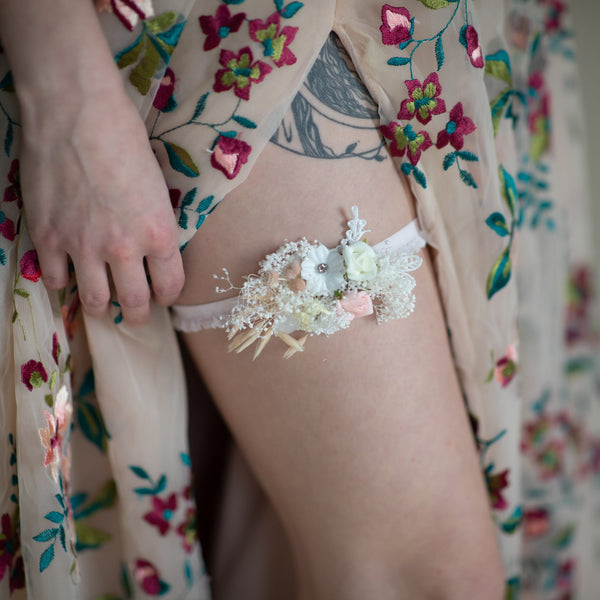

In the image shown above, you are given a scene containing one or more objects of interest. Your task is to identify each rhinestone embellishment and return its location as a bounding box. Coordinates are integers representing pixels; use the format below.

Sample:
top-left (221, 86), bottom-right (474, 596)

top-left (317, 263), bottom-right (328, 273)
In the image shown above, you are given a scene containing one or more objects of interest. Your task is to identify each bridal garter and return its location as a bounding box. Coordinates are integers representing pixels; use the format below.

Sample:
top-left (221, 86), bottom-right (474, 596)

top-left (171, 208), bottom-right (427, 358)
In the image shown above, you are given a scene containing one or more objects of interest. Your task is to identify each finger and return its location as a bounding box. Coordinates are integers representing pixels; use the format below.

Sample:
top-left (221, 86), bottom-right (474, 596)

top-left (146, 249), bottom-right (185, 307)
top-left (37, 248), bottom-right (71, 290)
top-left (72, 258), bottom-right (111, 319)
top-left (110, 259), bottom-right (152, 326)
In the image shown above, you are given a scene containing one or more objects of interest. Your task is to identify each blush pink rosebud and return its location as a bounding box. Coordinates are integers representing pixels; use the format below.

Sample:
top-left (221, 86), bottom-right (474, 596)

top-left (338, 291), bottom-right (374, 320)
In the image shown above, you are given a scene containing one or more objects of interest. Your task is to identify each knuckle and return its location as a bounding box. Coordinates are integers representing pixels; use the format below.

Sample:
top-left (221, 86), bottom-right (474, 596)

top-left (152, 275), bottom-right (185, 301)
top-left (123, 307), bottom-right (152, 327)
top-left (119, 289), bottom-right (150, 309)
top-left (43, 274), bottom-right (69, 290)
top-left (80, 289), bottom-right (110, 309)
top-left (146, 222), bottom-right (176, 251)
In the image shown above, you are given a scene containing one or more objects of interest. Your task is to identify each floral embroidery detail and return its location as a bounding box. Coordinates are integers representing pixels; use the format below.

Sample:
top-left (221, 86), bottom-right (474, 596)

top-left (380, 5), bottom-right (413, 46)
top-left (213, 47), bottom-right (272, 101)
top-left (436, 102), bottom-right (475, 150)
top-left (380, 122), bottom-right (432, 165)
top-left (0, 210), bottom-right (14, 241)
top-left (133, 558), bottom-right (170, 595)
top-left (485, 467), bottom-right (510, 509)
top-left (211, 135), bottom-right (252, 179)
top-left (176, 507), bottom-right (197, 553)
top-left (20, 249), bottom-right (41, 282)
top-left (21, 359), bottom-right (48, 391)
top-left (249, 12), bottom-right (298, 67)
top-left (143, 493), bottom-right (178, 536)
top-left (95, 0), bottom-right (155, 32)
top-left (523, 507), bottom-right (551, 538)
top-left (153, 67), bottom-right (177, 112)
top-left (527, 72), bottom-right (550, 162)
top-left (461, 24), bottom-right (483, 68)
top-left (0, 513), bottom-right (24, 592)
top-left (488, 345), bottom-right (518, 388)
top-left (199, 4), bottom-right (246, 51)
top-left (398, 73), bottom-right (446, 124)
top-left (3, 160), bottom-right (21, 205)
top-left (566, 266), bottom-right (593, 345)
top-left (52, 332), bottom-right (61, 365)
top-left (535, 439), bottom-right (565, 480)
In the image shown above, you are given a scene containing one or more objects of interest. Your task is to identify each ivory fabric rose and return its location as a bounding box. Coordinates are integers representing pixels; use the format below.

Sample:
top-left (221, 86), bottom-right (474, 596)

top-left (343, 242), bottom-right (378, 281)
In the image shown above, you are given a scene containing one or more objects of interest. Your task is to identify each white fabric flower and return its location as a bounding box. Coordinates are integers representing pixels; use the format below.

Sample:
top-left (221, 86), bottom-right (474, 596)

top-left (301, 244), bottom-right (345, 295)
top-left (343, 241), bottom-right (378, 281)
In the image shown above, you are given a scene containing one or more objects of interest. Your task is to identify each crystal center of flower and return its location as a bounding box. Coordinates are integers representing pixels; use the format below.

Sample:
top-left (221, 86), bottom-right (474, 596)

top-left (317, 263), bottom-right (328, 273)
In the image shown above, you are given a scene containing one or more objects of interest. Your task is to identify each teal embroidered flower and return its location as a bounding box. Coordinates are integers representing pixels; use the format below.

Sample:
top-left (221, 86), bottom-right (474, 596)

top-left (398, 73), bottom-right (446, 124)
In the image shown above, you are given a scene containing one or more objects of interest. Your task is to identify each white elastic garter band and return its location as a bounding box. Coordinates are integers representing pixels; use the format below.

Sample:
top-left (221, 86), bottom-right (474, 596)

top-left (171, 208), bottom-right (426, 358)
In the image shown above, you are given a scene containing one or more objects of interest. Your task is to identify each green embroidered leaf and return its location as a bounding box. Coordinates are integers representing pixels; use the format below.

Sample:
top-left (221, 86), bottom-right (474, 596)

top-left (485, 212), bottom-right (509, 237)
top-left (145, 11), bottom-right (178, 34)
top-left (387, 56), bottom-right (410, 66)
top-left (5, 121), bottom-right (13, 157)
top-left (274, 0), bottom-right (284, 10)
top-left (75, 479), bottom-right (118, 520)
top-left (232, 115), bottom-right (257, 129)
top-left (155, 21), bottom-right (185, 48)
top-left (499, 166), bottom-right (517, 217)
top-left (77, 400), bottom-right (110, 453)
top-left (552, 524), bottom-right (574, 549)
top-left (49, 370), bottom-right (57, 390)
top-left (14, 288), bottom-right (30, 298)
top-left (133, 487), bottom-right (157, 496)
top-left (196, 214), bottom-right (206, 229)
top-left (78, 368), bottom-right (95, 397)
top-left (412, 167), bottom-right (427, 188)
top-left (400, 162), bottom-right (413, 175)
top-left (153, 474), bottom-right (167, 495)
top-left (442, 152), bottom-right (456, 170)
top-left (484, 50), bottom-right (512, 86)
top-left (500, 505), bottom-right (523, 534)
top-left (0, 248), bottom-right (6, 265)
top-left (163, 141), bottom-right (200, 177)
top-left (116, 35), bottom-right (144, 69)
top-left (130, 41), bottom-right (161, 95)
top-left (75, 522), bottom-right (112, 551)
top-left (44, 393), bottom-right (54, 407)
top-left (184, 559), bottom-right (193, 584)
top-left (197, 195), bottom-right (215, 214)
top-left (39, 543), bottom-right (55, 572)
top-left (181, 188), bottom-right (197, 209)
top-left (416, 0), bottom-right (452, 8)
top-left (459, 169), bottom-right (477, 188)
top-left (435, 36), bottom-right (444, 70)
top-left (45, 511), bottom-right (64, 524)
top-left (192, 93), bottom-right (210, 120)
top-left (486, 246), bottom-right (512, 299)
top-left (457, 150), bottom-right (478, 162)
top-left (504, 576), bottom-right (521, 600)
top-left (490, 91), bottom-right (511, 137)
top-left (158, 581), bottom-right (171, 595)
top-left (129, 465), bottom-right (150, 480)
top-left (280, 2), bottom-right (303, 18)
top-left (121, 562), bottom-right (133, 599)
top-left (178, 210), bottom-right (189, 229)
top-left (180, 452), bottom-right (192, 467)
top-left (33, 528), bottom-right (58, 543)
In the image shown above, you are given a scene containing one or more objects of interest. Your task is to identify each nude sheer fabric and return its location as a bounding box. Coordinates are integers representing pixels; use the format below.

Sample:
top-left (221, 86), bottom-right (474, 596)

top-left (0, 1), bottom-right (598, 598)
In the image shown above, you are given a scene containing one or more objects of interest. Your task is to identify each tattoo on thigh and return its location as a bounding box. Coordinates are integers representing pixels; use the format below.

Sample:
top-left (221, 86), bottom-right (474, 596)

top-left (270, 34), bottom-right (387, 162)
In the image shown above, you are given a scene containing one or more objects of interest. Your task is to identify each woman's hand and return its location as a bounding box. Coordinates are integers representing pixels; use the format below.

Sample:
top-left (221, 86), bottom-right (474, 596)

top-left (0, 0), bottom-right (184, 326)
top-left (20, 88), bottom-right (184, 326)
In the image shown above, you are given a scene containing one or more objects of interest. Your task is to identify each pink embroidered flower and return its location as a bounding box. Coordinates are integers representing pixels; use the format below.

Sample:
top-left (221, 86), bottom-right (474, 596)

top-left (95, 0), bottom-right (154, 31)
top-left (436, 102), bottom-right (476, 150)
top-left (535, 439), bottom-right (565, 479)
top-left (38, 386), bottom-right (72, 480)
top-left (337, 291), bottom-right (374, 321)
top-left (522, 413), bottom-right (552, 452)
top-left (213, 47), bottom-right (272, 101)
top-left (176, 507), bottom-right (198, 553)
top-left (143, 493), bottom-right (177, 535)
top-left (20, 249), bottom-right (41, 282)
top-left (381, 122), bottom-right (432, 165)
top-left (199, 5), bottom-right (246, 51)
top-left (540, 0), bottom-right (567, 33)
top-left (168, 188), bottom-right (181, 211)
top-left (133, 558), bottom-right (168, 595)
top-left (398, 73), bottom-right (446, 124)
top-left (0, 211), bottom-right (15, 242)
top-left (464, 25), bottom-right (484, 68)
top-left (485, 467), bottom-right (510, 509)
top-left (249, 13), bottom-right (298, 67)
top-left (52, 332), bottom-right (60, 364)
top-left (152, 67), bottom-right (176, 112)
top-left (523, 507), bottom-right (550, 538)
top-left (494, 345), bottom-right (517, 387)
top-left (21, 359), bottom-right (47, 391)
top-left (3, 160), bottom-right (21, 206)
top-left (0, 513), bottom-right (25, 592)
top-left (211, 136), bottom-right (251, 179)
top-left (380, 5), bottom-right (412, 46)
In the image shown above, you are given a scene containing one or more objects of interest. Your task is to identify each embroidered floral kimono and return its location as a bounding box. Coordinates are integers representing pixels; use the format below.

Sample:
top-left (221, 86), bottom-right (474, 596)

top-left (1, 0), bottom-right (598, 598)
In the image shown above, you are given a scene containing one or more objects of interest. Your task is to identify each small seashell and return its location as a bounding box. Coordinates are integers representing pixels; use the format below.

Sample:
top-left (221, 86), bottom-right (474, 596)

top-left (288, 278), bottom-right (307, 293)
top-left (262, 270), bottom-right (279, 288)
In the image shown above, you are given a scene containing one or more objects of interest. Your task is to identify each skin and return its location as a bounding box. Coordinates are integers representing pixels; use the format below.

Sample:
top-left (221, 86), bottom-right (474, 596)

top-left (177, 36), bottom-right (505, 600)
top-left (0, 0), bottom-right (184, 326)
